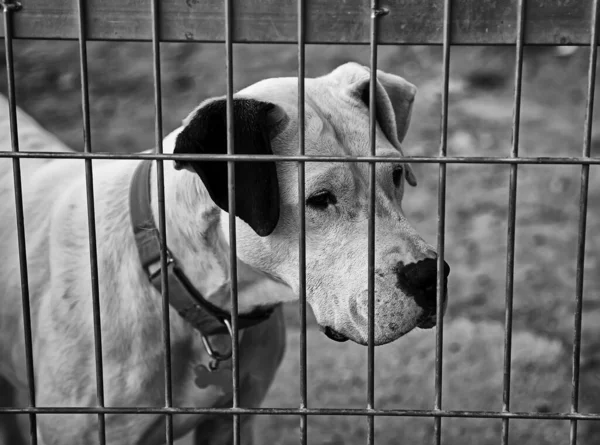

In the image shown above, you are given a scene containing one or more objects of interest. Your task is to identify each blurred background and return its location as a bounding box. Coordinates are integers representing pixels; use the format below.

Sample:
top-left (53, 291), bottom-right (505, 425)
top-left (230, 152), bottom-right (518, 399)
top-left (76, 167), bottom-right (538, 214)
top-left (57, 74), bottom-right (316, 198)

top-left (2, 42), bottom-right (600, 444)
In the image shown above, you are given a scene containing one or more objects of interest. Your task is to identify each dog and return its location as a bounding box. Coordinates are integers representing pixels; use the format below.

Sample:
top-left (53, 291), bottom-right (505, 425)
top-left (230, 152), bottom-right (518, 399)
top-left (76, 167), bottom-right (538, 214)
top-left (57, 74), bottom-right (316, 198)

top-left (0, 62), bottom-right (449, 445)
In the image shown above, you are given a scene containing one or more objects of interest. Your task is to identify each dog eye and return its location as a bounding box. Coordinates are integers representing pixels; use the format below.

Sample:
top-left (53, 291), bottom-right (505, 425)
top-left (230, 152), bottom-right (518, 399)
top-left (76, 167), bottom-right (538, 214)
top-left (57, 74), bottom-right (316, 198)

top-left (306, 191), bottom-right (337, 210)
top-left (392, 166), bottom-right (404, 187)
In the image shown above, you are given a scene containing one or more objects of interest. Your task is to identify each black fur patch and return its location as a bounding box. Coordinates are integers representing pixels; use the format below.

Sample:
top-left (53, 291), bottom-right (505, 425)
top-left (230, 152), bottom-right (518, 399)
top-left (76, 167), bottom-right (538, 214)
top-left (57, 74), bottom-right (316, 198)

top-left (174, 98), bottom-right (283, 237)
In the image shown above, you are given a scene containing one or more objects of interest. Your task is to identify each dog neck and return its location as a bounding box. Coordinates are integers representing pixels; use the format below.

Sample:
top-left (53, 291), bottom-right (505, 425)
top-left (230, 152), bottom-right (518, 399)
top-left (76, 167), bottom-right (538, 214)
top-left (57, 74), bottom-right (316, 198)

top-left (146, 128), bottom-right (295, 315)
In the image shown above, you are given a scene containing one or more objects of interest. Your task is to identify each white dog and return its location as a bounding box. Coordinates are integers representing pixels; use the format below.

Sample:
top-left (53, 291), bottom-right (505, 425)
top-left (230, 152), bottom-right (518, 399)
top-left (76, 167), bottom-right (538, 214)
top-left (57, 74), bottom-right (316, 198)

top-left (0, 62), bottom-right (449, 445)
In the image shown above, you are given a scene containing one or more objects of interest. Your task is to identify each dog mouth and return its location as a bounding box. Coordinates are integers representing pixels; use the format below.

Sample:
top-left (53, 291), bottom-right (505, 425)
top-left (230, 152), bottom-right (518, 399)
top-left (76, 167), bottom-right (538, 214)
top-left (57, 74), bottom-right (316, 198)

top-left (416, 297), bottom-right (447, 330)
top-left (321, 312), bottom-right (441, 342)
top-left (320, 287), bottom-right (448, 342)
top-left (321, 326), bottom-right (349, 342)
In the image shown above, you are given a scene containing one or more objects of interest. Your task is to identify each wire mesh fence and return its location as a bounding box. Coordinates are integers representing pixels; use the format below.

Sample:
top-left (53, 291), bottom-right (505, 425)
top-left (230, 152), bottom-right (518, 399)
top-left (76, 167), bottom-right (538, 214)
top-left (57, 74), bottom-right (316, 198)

top-left (0, 1), bottom-right (599, 445)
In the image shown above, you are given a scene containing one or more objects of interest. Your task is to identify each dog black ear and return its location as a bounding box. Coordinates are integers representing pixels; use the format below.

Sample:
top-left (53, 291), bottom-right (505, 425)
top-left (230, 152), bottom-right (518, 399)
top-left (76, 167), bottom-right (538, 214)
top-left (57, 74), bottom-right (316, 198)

top-left (173, 98), bottom-right (287, 237)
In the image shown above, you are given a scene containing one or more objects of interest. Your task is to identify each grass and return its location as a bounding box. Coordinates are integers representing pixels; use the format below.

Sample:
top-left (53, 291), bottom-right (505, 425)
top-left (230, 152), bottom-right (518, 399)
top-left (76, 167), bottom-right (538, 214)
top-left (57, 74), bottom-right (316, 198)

top-left (257, 319), bottom-right (571, 445)
top-left (2, 41), bottom-right (600, 443)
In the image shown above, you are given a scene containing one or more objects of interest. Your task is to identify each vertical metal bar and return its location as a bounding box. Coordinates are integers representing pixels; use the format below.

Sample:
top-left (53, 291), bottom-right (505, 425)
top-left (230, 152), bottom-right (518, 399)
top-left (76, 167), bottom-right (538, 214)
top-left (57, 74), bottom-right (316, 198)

top-left (76, 1), bottom-right (107, 444)
top-left (368, 2), bottom-right (383, 444)
top-left (434, 0), bottom-right (451, 443)
top-left (571, 1), bottom-right (599, 443)
top-left (150, 1), bottom-right (174, 444)
top-left (2, 3), bottom-right (38, 444)
top-left (224, 0), bottom-right (240, 443)
top-left (501, 2), bottom-right (526, 445)
top-left (297, 0), bottom-right (308, 443)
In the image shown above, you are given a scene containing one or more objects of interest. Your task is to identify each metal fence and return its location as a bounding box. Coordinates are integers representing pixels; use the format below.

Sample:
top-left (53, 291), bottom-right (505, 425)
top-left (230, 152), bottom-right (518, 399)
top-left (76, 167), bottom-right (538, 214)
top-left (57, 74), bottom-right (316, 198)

top-left (0, 1), bottom-right (599, 445)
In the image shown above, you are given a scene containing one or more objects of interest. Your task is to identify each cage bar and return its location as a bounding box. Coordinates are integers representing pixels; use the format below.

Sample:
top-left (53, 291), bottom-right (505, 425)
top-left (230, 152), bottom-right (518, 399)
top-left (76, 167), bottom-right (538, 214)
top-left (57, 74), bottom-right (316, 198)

top-left (75, 1), bottom-right (107, 444)
top-left (297, 0), bottom-right (308, 444)
top-left (149, 0), bottom-right (175, 443)
top-left (2, 2), bottom-right (38, 444)
top-left (1, 406), bottom-right (600, 420)
top-left (2, 0), bottom-right (600, 442)
top-left (501, 1), bottom-right (526, 444)
top-left (434, 0), bottom-right (452, 443)
top-left (367, 1), bottom-right (383, 445)
top-left (570, 0), bottom-right (600, 443)
top-left (2, 151), bottom-right (600, 165)
top-left (224, 0), bottom-right (241, 443)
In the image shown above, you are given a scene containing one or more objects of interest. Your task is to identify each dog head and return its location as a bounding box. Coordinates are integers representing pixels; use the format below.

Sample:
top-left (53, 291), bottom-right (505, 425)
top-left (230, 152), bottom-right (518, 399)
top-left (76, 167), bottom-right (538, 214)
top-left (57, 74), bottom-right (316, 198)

top-left (173, 62), bottom-right (449, 346)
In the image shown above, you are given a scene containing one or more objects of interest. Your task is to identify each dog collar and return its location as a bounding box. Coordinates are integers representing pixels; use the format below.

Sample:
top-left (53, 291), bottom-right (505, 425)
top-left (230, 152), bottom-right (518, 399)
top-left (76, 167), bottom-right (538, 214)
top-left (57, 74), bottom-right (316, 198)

top-left (129, 160), bottom-right (275, 343)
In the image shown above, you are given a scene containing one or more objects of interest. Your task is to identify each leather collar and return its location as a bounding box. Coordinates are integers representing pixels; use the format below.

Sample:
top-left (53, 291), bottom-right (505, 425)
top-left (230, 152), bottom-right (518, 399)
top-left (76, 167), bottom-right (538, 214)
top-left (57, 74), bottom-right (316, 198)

top-left (129, 160), bottom-right (275, 338)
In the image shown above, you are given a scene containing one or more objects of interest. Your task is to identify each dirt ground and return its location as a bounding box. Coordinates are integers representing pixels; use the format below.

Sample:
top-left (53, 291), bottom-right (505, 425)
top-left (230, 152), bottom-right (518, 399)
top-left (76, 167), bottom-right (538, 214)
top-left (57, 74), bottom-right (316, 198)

top-left (2, 41), bottom-right (600, 444)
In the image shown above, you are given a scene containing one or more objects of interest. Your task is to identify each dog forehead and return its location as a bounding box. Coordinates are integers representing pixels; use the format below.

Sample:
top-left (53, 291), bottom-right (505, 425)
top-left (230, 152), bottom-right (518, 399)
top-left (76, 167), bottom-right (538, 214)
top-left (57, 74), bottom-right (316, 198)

top-left (238, 75), bottom-right (341, 102)
top-left (238, 76), bottom-right (354, 119)
top-left (238, 76), bottom-right (373, 154)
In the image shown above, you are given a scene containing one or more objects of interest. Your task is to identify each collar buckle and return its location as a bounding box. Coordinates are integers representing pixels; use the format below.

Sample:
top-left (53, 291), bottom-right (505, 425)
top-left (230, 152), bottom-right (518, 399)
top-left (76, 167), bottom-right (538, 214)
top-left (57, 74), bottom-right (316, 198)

top-left (201, 319), bottom-right (233, 371)
top-left (147, 250), bottom-right (175, 282)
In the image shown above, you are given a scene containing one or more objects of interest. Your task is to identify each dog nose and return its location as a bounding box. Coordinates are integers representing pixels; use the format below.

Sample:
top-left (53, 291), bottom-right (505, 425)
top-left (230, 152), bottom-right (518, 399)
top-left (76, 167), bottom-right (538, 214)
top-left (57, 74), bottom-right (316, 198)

top-left (395, 258), bottom-right (450, 309)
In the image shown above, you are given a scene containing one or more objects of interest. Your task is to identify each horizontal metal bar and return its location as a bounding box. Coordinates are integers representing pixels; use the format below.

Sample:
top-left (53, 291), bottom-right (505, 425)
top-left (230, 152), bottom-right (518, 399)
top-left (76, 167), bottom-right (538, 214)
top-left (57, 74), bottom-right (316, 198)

top-left (0, 407), bottom-right (599, 420)
top-left (2, 0), bottom-right (600, 45)
top-left (3, 152), bottom-right (600, 164)
top-left (6, 37), bottom-right (599, 46)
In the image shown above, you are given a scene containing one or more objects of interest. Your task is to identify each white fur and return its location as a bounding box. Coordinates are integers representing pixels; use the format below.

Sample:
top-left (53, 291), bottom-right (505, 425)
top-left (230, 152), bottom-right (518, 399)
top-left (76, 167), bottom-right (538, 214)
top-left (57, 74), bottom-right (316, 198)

top-left (0, 63), bottom-right (439, 445)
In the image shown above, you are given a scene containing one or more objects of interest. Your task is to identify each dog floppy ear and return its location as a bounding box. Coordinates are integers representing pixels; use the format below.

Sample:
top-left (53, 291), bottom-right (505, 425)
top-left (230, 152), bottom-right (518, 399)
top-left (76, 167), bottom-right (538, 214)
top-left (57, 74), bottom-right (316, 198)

top-left (373, 69), bottom-right (417, 145)
top-left (327, 63), bottom-right (418, 186)
top-left (354, 64), bottom-right (418, 186)
top-left (173, 98), bottom-right (287, 237)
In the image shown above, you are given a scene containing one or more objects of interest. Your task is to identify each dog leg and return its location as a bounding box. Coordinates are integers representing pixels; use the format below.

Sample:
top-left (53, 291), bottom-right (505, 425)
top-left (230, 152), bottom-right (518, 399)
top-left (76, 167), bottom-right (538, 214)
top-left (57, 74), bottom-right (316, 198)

top-left (0, 376), bottom-right (26, 445)
top-left (192, 414), bottom-right (255, 445)
top-left (191, 307), bottom-right (286, 445)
